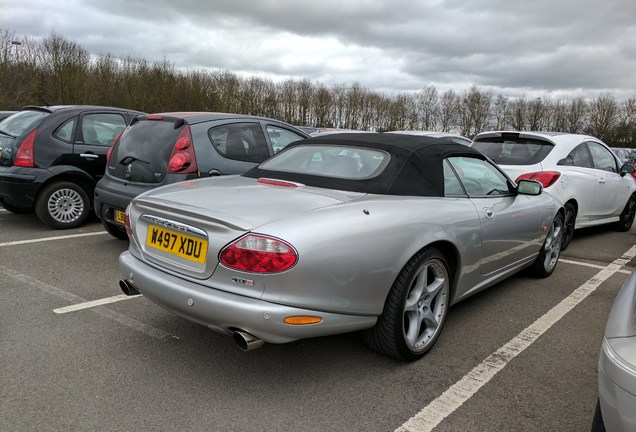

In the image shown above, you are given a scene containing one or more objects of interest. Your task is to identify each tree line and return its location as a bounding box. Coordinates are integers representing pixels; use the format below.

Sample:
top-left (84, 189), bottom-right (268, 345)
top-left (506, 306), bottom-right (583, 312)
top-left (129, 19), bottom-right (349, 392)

top-left (1, 29), bottom-right (634, 146)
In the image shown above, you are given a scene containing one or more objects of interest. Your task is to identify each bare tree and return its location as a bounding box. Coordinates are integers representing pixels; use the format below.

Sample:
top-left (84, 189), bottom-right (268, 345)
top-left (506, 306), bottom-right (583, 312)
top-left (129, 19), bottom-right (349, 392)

top-left (417, 85), bottom-right (439, 130)
top-left (566, 97), bottom-right (587, 134)
top-left (439, 89), bottom-right (459, 133)
top-left (491, 94), bottom-right (509, 130)
top-left (586, 94), bottom-right (618, 142)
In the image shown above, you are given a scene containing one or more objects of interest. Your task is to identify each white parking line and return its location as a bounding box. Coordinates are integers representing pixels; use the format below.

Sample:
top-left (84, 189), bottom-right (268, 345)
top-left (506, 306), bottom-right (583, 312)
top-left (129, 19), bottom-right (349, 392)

top-left (560, 258), bottom-right (632, 274)
top-left (0, 265), bottom-right (176, 341)
top-left (53, 293), bottom-right (142, 314)
top-left (0, 231), bottom-right (108, 247)
top-left (396, 245), bottom-right (636, 432)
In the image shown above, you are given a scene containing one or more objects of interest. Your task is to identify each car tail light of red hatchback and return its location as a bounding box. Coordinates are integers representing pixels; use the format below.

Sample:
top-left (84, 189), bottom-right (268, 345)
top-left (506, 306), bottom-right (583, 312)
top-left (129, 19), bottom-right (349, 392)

top-left (516, 171), bottom-right (561, 188)
top-left (220, 234), bottom-right (298, 273)
top-left (167, 125), bottom-right (198, 174)
top-left (13, 129), bottom-right (38, 167)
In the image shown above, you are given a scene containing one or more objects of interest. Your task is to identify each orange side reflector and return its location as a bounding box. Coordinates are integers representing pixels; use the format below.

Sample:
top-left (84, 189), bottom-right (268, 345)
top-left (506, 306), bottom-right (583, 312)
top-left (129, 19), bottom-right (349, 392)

top-left (284, 316), bottom-right (323, 325)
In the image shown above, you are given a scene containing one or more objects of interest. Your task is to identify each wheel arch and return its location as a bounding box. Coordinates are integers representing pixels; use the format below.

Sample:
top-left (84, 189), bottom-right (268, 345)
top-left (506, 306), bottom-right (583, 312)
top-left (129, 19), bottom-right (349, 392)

top-left (406, 240), bottom-right (459, 299)
top-left (35, 171), bottom-right (96, 208)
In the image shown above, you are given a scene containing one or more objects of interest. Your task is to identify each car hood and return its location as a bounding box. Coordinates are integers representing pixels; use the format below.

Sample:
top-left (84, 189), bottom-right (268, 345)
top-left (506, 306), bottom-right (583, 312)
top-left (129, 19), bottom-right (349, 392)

top-left (132, 174), bottom-right (366, 230)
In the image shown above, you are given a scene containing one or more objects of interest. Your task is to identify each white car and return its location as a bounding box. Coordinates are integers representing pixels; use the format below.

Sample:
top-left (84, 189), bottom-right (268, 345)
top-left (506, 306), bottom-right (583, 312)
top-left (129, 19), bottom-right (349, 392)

top-left (471, 131), bottom-right (636, 249)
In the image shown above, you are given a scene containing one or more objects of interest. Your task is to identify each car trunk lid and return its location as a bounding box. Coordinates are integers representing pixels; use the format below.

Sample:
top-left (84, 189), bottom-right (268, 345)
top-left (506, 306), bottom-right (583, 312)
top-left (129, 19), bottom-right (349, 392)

top-left (129, 175), bottom-right (364, 280)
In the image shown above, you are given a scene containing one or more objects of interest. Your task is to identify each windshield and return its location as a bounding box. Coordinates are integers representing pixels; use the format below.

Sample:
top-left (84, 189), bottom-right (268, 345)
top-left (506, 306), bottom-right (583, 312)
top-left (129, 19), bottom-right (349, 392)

top-left (0, 110), bottom-right (49, 137)
top-left (472, 137), bottom-right (554, 165)
top-left (259, 145), bottom-right (389, 179)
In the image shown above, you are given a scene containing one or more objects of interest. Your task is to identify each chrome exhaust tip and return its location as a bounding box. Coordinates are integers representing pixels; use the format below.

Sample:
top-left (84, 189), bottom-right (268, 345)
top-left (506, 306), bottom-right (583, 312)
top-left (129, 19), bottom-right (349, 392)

top-left (119, 279), bottom-right (140, 296)
top-left (233, 330), bottom-right (264, 351)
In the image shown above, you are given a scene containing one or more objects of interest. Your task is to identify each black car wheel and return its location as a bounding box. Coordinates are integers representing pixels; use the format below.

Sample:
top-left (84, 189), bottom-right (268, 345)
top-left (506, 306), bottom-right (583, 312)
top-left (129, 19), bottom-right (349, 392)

top-left (530, 212), bottom-right (563, 278)
top-left (612, 194), bottom-right (636, 232)
top-left (364, 247), bottom-right (450, 361)
top-left (35, 181), bottom-right (90, 229)
top-left (103, 220), bottom-right (128, 240)
top-left (561, 202), bottom-right (576, 250)
top-left (1, 202), bottom-right (32, 214)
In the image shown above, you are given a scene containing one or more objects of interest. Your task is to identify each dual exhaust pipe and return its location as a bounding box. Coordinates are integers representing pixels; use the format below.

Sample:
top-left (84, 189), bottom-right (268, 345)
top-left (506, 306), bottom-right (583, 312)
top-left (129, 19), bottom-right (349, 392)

top-left (118, 279), bottom-right (264, 351)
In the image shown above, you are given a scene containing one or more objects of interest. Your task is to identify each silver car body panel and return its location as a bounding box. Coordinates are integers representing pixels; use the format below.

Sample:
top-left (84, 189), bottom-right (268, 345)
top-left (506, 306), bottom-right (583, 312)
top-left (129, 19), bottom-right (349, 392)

top-left (122, 173), bottom-right (559, 342)
top-left (598, 268), bottom-right (636, 432)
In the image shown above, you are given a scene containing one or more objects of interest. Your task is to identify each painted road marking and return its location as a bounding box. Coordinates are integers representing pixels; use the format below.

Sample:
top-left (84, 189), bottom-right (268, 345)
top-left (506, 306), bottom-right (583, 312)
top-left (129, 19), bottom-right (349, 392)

top-left (561, 258), bottom-right (632, 274)
top-left (53, 293), bottom-right (142, 314)
top-left (0, 231), bottom-right (108, 247)
top-left (396, 245), bottom-right (636, 432)
top-left (0, 265), bottom-right (175, 341)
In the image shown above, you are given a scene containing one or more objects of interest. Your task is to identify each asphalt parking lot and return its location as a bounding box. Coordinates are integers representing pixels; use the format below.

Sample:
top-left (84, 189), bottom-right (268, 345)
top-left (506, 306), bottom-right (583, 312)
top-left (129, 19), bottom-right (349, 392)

top-left (1, 209), bottom-right (635, 432)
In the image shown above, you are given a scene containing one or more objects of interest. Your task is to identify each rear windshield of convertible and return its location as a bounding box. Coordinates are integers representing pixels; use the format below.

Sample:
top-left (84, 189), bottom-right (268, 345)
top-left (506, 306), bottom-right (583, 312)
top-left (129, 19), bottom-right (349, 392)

top-left (258, 145), bottom-right (390, 179)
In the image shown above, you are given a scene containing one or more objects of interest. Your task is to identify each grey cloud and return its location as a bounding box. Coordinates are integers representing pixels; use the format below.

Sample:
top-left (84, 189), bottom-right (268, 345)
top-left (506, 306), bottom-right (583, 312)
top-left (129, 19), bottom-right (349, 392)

top-left (1, 0), bottom-right (634, 99)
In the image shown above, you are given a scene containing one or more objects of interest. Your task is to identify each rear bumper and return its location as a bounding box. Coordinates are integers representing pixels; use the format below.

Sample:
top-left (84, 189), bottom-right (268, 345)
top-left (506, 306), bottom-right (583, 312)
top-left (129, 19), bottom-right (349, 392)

top-left (119, 251), bottom-right (377, 344)
top-left (94, 176), bottom-right (148, 222)
top-left (0, 166), bottom-right (50, 208)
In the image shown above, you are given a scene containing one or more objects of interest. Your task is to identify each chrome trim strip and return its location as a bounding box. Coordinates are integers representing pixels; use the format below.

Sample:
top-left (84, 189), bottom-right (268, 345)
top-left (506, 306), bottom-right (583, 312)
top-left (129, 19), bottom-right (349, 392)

top-left (140, 214), bottom-right (208, 239)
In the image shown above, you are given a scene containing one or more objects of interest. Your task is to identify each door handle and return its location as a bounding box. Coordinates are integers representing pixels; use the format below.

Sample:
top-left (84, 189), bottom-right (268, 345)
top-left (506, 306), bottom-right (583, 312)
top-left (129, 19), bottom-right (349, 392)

top-left (80, 153), bottom-right (99, 159)
top-left (483, 207), bottom-right (495, 219)
top-left (598, 178), bottom-right (606, 184)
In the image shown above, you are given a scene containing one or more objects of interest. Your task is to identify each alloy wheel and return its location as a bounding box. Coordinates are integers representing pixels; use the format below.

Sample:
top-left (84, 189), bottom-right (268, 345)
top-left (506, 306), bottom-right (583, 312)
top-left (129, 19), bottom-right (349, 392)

top-left (402, 259), bottom-right (449, 350)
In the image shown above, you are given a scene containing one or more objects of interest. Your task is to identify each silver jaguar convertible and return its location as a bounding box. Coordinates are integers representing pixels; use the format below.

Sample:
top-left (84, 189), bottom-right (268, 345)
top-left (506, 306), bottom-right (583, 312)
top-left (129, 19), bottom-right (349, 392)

top-left (118, 133), bottom-right (564, 361)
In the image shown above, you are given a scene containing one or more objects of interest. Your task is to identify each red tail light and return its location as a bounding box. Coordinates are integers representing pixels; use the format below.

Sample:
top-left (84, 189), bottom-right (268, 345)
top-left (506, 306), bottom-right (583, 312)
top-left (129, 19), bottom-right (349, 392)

top-left (516, 171), bottom-right (561, 188)
top-left (107, 130), bottom-right (125, 162)
top-left (14, 129), bottom-right (37, 167)
top-left (220, 234), bottom-right (298, 273)
top-left (167, 125), bottom-right (198, 174)
top-left (124, 203), bottom-right (132, 235)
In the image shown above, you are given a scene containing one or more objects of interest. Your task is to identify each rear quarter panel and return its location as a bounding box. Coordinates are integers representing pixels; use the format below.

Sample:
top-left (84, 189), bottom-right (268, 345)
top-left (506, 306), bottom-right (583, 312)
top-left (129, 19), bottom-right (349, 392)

top-left (241, 195), bottom-right (483, 316)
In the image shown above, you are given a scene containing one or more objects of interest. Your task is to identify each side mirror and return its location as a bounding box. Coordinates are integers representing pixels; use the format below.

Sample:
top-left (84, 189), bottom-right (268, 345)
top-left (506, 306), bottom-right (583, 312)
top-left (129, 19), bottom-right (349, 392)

top-left (620, 164), bottom-right (635, 176)
top-left (517, 179), bottom-right (543, 196)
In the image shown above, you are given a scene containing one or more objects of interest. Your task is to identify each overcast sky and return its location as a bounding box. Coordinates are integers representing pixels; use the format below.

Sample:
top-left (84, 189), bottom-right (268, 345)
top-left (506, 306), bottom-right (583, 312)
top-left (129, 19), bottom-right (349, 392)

top-left (2, 0), bottom-right (635, 100)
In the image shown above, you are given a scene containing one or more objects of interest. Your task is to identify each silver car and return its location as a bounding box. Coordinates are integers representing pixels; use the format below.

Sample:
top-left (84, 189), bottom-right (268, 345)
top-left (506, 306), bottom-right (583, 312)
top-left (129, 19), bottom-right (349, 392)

top-left (595, 268), bottom-right (636, 431)
top-left (118, 133), bottom-right (564, 361)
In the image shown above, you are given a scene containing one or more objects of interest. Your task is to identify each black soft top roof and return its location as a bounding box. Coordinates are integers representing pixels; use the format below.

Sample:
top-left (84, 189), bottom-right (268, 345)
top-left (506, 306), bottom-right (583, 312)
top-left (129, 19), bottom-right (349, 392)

top-left (244, 132), bottom-right (486, 197)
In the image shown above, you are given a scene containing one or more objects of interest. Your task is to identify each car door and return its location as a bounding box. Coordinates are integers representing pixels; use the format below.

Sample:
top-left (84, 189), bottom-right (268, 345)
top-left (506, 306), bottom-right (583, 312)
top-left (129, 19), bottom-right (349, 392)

top-left (587, 141), bottom-right (625, 219)
top-left (72, 111), bottom-right (128, 181)
top-left (447, 155), bottom-right (545, 275)
top-left (558, 142), bottom-right (597, 223)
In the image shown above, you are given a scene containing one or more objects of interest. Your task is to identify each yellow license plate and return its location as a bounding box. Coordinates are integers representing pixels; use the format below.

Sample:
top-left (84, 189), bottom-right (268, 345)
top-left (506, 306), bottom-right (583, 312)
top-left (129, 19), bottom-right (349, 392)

top-left (114, 210), bottom-right (125, 224)
top-left (146, 225), bottom-right (208, 264)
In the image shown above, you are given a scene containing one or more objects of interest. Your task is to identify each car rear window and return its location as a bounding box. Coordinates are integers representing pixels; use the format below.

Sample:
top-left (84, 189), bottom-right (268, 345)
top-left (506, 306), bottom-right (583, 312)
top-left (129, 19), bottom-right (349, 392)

top-left (472, 137), bottom-right (554, 165)
top-left (259, 145), bottom-right (389, 179)
top-left (108, 120), bottom-right (182, 183)
top-left (0, 110), bottom-right (49, 137)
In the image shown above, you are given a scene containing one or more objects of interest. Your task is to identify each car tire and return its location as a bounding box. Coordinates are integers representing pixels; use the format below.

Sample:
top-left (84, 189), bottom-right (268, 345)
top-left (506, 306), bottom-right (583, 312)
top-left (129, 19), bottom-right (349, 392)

top-left (591, 400), bottom-right (606, 431)
top-left (1, 202), bottom-right (32, 214)
top-left (363, 247), bottom-right (450, 361)
top-left (612, 194), bottom-right (636, 232)
top-left (35, 181), bottom-right (90, 229)
top-left (530, 212), bottom-right (563, 278)
top-left (561, 202), bottom-right (576, 251)
top-left (103, 220), bottom-right (128, 240)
